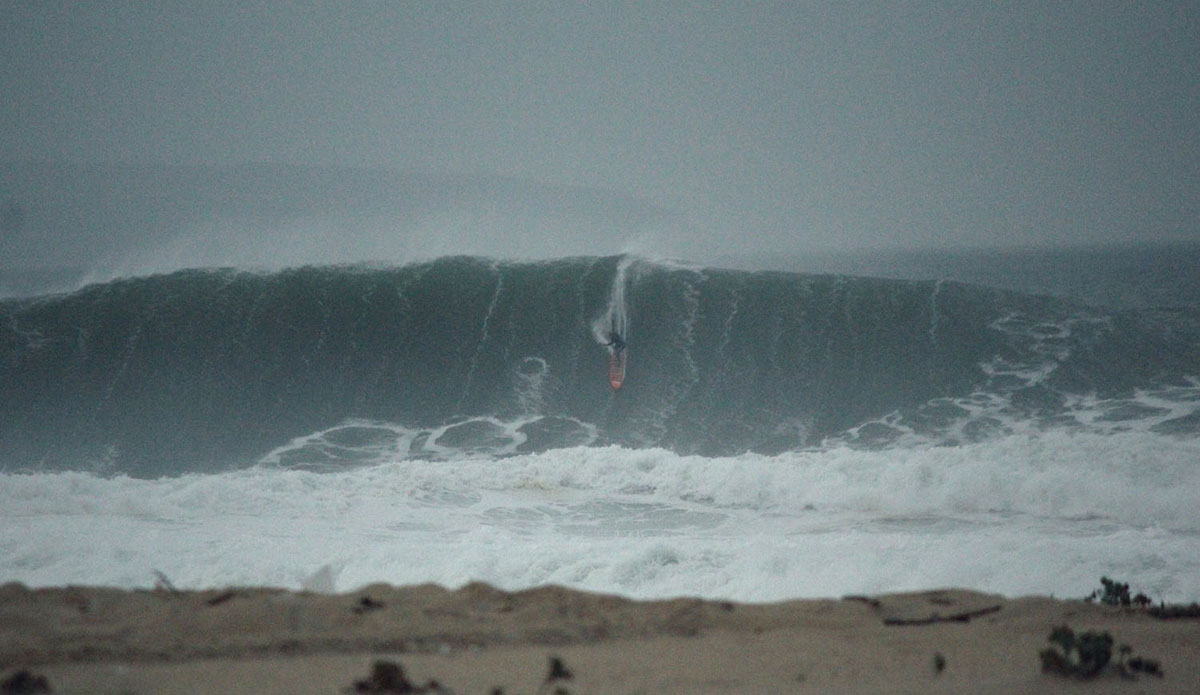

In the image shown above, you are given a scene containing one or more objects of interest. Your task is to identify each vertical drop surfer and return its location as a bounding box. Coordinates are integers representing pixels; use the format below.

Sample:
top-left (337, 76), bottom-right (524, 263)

top-left (606, 326), bottom-right (627, 389)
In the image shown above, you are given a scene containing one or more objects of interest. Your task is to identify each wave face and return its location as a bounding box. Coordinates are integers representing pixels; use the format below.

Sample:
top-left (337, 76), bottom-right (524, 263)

top-left (2, 256), bottom-right (1198, 476)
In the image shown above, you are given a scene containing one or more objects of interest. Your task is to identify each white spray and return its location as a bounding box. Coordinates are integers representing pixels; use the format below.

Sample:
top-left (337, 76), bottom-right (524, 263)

top-left (592, 256), bottom-right (634, 351)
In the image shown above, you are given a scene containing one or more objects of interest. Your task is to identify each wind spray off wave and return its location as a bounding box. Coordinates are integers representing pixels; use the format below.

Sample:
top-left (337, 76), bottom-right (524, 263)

top-left (593, 256), bottom-right (633, 389)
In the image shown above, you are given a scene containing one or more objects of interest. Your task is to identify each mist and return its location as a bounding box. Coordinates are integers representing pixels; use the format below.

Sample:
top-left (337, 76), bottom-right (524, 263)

top-left (2, 3), bottom-right (1197, 277)
top-left (0, 162), bottom-right (669, 279)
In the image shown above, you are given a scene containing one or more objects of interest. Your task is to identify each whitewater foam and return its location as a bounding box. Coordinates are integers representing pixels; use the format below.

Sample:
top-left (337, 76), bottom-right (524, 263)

top-left (3, 430), bottom-right (1197, 602)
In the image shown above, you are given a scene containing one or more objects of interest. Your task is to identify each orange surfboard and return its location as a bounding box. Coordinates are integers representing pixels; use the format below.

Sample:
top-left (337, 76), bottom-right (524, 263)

top-left (608, 350), bottom-right (627, 389)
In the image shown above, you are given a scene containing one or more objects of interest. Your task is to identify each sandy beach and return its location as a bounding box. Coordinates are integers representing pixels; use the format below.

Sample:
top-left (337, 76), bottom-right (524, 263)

top-left (2, 581), bottom-right (1196, 694)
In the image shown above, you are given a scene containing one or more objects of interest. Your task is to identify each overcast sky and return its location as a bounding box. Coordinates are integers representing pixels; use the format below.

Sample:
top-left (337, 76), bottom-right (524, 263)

top-left (2, 1), bottom-right (1198, 267)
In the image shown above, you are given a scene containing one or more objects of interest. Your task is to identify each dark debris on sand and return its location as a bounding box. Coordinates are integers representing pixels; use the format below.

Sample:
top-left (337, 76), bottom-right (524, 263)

top-left (347, 660), bottom-right (446, 694)
top-left (347, 655), bottom-right (578, 695)
top-left (353, 595), bottom-right (387, 614)
top-left (0, 670), bottom-right (51, 695)
top-left (536, 656), bottom-right (574, 695)
top-left (1149, 601), bottom-right (1200, 619)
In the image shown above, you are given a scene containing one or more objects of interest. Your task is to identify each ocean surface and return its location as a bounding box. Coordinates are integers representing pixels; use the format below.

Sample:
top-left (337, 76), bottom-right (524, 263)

top-left (2, 248), bottom-right (1199, 601)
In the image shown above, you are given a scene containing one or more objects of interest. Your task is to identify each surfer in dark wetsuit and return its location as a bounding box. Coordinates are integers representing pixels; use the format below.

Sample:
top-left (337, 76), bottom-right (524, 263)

top-left (606, 330), bottom-right (625, 354)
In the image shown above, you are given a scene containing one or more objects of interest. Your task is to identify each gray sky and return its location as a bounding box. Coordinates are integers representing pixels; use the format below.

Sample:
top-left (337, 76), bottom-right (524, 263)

top-left (2, 1), bottom-right (1198, 269)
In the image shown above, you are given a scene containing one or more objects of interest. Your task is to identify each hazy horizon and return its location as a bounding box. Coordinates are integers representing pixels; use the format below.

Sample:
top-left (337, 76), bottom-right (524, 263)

top-left (3, 3), bottom-right (1198, 271)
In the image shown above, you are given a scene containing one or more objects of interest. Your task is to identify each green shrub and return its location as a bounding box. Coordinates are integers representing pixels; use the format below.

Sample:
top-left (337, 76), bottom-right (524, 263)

top-left (1039, 626), bottom-right (1162, 680)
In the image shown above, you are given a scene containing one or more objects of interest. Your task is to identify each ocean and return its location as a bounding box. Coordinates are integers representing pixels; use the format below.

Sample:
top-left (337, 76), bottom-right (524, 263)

top-left (2, 248), bottom-right (1198, 601)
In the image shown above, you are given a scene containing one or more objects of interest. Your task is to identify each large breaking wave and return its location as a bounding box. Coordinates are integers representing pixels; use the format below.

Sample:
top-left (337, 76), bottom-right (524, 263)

top-left (2, 255), bottom-right (1198, 476)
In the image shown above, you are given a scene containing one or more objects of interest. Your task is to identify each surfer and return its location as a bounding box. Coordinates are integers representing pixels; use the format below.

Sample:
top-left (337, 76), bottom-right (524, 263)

top-left (603, 319), bottom-right (627, 389)
top-left (605, 330), bottom-right (625, 354)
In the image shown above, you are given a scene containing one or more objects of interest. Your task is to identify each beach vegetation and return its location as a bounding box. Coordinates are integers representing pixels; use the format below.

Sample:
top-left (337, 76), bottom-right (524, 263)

top-left (1086, 575), bottom-right (1200, 618)
top-left (1085, 576), bottom-right (1151, 607)
top-left (1039, 626), bottom-right (1162, 680)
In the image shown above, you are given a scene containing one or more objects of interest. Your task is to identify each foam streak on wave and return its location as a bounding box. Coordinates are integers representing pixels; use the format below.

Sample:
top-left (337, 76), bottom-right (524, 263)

top-left (592, 255), bottom-right (633, 345)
